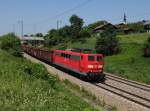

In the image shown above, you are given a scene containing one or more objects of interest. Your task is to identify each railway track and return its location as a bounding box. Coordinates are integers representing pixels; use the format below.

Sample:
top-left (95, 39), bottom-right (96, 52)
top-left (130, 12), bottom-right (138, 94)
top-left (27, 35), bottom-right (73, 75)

top-left (24, 53), bottom-right (150, 111)
top-left (105, 73), bottom-right (150, 91)
top-left (92, 73), bottom-right (150, 109)
top-left (93, 83), bottom-right (150, 109)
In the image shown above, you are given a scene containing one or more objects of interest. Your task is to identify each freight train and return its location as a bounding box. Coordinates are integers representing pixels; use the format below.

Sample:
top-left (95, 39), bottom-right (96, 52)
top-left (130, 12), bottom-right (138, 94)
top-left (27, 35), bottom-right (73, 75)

top-left (22, 45), bottom-right (105, 81)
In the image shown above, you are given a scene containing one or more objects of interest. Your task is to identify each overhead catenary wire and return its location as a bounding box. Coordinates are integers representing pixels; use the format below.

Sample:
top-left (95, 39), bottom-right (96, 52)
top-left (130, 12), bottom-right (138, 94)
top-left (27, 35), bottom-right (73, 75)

top-left (33, 0), bottom-right (93, 26)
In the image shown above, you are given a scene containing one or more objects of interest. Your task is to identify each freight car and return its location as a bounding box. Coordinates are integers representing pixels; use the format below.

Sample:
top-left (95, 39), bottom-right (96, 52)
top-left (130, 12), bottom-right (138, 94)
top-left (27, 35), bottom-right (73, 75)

top-left (22, 45), bottom-right (105, 81)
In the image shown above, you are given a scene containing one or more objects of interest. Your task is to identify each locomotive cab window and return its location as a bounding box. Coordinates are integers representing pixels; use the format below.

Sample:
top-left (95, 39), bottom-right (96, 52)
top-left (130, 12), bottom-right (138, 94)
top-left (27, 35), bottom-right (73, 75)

top-left (88, 56), bottom-right (94, 61)
top-left (97, 56), bottom-right (102, 61)
top-left (61, 53), bottom-right (65, 57)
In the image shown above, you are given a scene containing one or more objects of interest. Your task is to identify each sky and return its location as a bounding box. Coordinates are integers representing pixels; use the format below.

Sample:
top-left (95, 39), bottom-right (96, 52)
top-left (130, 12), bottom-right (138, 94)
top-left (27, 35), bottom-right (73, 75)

top-left (0, 0), bottom-right (150, 36)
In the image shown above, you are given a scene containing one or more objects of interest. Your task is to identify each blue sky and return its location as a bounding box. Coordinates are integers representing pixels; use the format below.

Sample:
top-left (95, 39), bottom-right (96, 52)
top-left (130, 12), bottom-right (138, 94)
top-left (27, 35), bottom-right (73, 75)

top-left (0, 0), bottom-right (150, 36)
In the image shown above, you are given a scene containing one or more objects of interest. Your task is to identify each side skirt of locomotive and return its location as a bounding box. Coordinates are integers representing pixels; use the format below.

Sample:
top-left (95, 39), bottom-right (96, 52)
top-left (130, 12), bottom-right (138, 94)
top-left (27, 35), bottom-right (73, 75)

top-left (53, 62), bottom-right (105, 82)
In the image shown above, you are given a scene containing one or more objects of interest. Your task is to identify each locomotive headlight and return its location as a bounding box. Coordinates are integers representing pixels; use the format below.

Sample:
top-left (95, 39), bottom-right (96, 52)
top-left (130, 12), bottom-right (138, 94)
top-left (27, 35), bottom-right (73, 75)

top-left (98, 65), bottom-right (103, 68)
top-left (88, 65), bottom-right (94, 68)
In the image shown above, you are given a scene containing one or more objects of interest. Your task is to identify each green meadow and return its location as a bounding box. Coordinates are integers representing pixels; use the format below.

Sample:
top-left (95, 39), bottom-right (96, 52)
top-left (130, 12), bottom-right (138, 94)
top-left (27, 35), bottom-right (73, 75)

top-left (0, 49), bottom-right (99, 111)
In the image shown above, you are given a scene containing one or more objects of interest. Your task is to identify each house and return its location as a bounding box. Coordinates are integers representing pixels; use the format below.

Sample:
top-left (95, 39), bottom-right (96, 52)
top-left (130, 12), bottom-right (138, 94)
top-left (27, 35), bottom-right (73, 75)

top-left (93, 23), bottom-right (117, 34)
top-left (142, 20), bottom-right (150, 33)
top-left (20, 36), bottom-right (44, 45)
top-left (93, 22), bottom-right (134, 35)
top-left (115, 23), bottom-right (134, 34)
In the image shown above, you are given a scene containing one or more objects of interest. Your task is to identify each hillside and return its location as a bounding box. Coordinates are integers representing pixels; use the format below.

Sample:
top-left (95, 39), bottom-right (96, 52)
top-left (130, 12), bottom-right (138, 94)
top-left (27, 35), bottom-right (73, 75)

top-left (105, 33), bottom-right (150, 84)
top-left (55, 33), bottom-right (150, 84)
top-left (0, 49), bottom-right (98, 111)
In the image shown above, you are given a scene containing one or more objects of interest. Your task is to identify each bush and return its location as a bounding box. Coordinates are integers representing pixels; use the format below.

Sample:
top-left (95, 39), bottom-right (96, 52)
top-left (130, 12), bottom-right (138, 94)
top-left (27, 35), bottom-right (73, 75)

top-left (143, 36), bottom-right (150, 57)
top-left (79, 29), bottom-right (91, 38)
top-left (0, 33), bottom-right (22, 57)
top-left (95, 26), bottom-right (120, 56)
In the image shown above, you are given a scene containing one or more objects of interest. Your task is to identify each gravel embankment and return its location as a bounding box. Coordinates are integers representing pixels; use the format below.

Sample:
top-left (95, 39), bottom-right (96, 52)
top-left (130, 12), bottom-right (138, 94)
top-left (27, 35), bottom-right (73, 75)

top-left (105, 78), bottom-right (150, 101)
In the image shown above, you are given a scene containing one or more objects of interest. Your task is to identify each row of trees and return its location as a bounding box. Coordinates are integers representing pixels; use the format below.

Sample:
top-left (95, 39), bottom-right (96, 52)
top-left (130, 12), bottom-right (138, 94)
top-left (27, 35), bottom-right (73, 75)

top-left (0, 15), bottom-right (145, 57)
top-left (0, 25), bottom-right (149, 58)
top-left (44, 15), bottom-right (90, 48)
top-left (43, 14), bottom-right (149, 56)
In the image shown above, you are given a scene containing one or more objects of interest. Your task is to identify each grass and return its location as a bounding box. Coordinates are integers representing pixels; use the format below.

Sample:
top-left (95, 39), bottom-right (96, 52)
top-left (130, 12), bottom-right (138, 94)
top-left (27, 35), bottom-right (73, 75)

top-left (63, 79), bottom-right (117, 111)
top-left (0, 49), bottom-right (99, 111)
top-left (67, 37), bottom-right (97, 49)
top-left (54, 33), bottom-right (150, 84)
top-left (118, 33), bottom-right (149, 44)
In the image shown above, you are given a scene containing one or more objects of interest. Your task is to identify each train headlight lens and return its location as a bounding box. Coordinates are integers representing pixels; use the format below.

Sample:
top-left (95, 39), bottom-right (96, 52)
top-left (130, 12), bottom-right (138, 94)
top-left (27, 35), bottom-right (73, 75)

top-left (98, 65), bottom-right (103, 68)
top-left (88, 65), bottom-right (94, 68)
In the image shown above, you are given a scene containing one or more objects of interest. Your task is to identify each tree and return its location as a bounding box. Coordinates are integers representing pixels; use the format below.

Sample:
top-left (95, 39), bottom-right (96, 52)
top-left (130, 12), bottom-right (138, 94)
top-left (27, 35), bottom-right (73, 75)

top-left (79, 29), bottom-right (90, 38)
top-left (44, 15), bottom-right (87, 48)
top-left (35, 33), bottom-right (43, 37)
top-left (24, 34), bottom-right (28, 37)
top-left (44, 29), bottom-right (58, 46)
top-left (95, 26), bottom-right (120, 56)
top-left (143, 36), bottom-right (150, 57)
top-left (30, 34), bottom-right (34, 37)
top-left (69, 15), bottom-right (84, 40)
top-left (0, 33), bottom-right (22, 57)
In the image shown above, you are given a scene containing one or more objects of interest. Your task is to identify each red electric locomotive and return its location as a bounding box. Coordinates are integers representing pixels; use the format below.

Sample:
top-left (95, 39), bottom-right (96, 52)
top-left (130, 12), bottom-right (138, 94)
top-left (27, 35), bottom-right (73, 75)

top-left (53, 49), bottom-right (105, 81)
top-left (22, 45), bottom-right (105, 81)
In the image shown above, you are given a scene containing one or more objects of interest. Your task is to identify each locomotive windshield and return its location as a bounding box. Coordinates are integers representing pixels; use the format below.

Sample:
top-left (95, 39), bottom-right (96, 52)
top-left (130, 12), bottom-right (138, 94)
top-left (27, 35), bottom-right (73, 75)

top-left (88, 56), bottom-right (94, 61)
top-left (88, 56), bottom-right (103, 61)
top-left (97, 56), bottom-right (102, 61)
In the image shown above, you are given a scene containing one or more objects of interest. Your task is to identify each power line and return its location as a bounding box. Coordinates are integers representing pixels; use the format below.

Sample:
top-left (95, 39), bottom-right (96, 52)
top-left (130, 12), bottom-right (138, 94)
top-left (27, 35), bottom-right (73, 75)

top-left (33, 0), bottom-right (93, 25)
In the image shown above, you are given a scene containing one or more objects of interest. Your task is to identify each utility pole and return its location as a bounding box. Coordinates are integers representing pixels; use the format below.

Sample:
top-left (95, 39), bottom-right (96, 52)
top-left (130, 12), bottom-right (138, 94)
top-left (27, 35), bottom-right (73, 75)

top-left (18, 20), bottom-right (24, 38)
top-left (33, 24), bottom-right (37, 46)
top-left (57, 20), bottom-right (59, 30)
top-left (57, 20), bottom-right (62, 30)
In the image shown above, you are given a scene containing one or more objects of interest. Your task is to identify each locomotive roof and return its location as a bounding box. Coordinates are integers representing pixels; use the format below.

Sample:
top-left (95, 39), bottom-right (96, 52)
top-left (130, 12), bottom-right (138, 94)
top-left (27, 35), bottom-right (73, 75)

top-left (54, 49), bottom-right (103, 56)
top-left (23, 45), bottom-right (103, 56)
